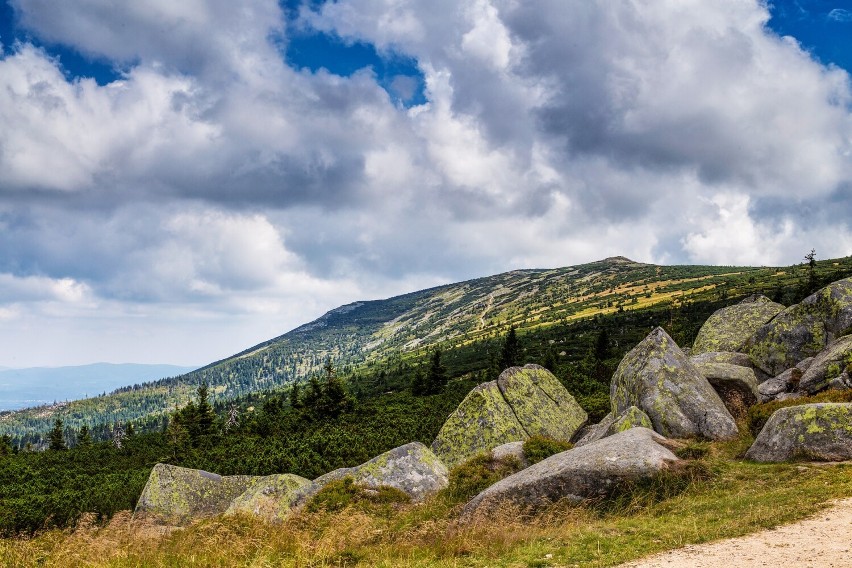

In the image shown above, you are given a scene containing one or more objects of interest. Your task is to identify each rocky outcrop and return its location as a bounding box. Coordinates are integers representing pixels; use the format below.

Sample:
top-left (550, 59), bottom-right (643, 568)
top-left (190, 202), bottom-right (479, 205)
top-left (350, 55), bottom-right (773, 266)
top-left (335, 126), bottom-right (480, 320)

top-left (745, 403), bottom-right (852, 462)
top-left (430, 381), bottom-right (527, 469)
top-left (462, 428), bottom-right (680, 518)
top-left (692, 295), bottom-right (784, 354)
top-left (694, 361), bottom-right (759, 412)
top-left (798, 335), bottom-right (852, 394)
top-left (225, 474), bottom-right (311, 522)
top-left (611, 327), bottom-right (738, 440)
top-left (134, 464), bottom-right (262, 525)
top-left (294, 442), bottom-right (449, 507)
top-left (574, 406), bottom-right (652, 447)
top-left (748, 278), bottom-right (852, 376)
top-left (431, 365), bottom-right (586, 468)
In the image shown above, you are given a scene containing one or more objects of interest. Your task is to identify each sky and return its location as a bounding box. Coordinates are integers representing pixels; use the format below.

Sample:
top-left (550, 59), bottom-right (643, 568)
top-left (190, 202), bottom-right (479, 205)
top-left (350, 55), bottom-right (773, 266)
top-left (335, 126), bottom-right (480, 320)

top-left (0, 0), bottom-right (850, 368)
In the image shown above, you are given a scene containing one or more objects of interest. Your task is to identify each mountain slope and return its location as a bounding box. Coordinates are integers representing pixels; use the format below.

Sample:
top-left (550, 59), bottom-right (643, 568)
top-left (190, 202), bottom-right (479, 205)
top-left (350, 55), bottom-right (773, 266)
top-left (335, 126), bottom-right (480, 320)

top-left (3, 255), bottom-right (851, 443)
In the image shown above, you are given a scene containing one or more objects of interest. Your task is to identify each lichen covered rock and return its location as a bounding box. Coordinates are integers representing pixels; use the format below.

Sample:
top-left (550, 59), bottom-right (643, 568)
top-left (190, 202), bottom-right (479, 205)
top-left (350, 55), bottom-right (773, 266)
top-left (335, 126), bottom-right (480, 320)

top-left (694, 361), bottom-right (759, 412)
top-left (430, 381), bottom-right (526, 468)
top-left (225, 474), bottom-right (311, 522)
top-left (798, 335), bottom-right (852, 394)
top-left (745, 403), bottom-right (852, 462)
top-left (496, 364), bottom-right (587, 442)
top-left (134, 464), bottom-right (262, 525)
top-left (296, 442), bottom-right (449, 506)
top-left (611, 327), bottom-right (738, 440)
top-left (689, 351), bottom-right (754, 369)
top-left (573, 406), bottom-right (653, 447)
top-left (692, 295), bottom-right (784, 354)
top-left (431, 365), bottom-right (586, 468)
top-left (748, 278), bottom-right (852, 376)
top-left (462, 428), bottom-right (680, 518)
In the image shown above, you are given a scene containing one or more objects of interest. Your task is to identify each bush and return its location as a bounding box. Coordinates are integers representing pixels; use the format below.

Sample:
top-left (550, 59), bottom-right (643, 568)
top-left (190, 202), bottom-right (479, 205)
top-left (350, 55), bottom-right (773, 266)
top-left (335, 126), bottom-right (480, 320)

top-left (306, 477), bottom-right (410, 514)
top-left (441, 453), bottom-right (522, 505)
top-left (747, 389), bottom-right (852, 436)
top-left (523, 436), bottom-right (573, 465)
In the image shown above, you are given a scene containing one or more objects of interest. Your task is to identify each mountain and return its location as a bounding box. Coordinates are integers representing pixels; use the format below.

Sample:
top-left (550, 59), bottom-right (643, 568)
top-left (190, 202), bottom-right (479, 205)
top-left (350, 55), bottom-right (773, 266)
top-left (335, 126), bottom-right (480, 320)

top-left (0, 364), bottom-right (197, 411)
top-left (2, 255), bottom-right (851, 443)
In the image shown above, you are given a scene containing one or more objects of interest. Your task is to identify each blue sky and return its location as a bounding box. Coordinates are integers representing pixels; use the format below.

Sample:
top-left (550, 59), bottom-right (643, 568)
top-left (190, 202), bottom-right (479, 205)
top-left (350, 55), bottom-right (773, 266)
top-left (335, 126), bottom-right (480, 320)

top-left (0, 0), bottom-right (850, 367)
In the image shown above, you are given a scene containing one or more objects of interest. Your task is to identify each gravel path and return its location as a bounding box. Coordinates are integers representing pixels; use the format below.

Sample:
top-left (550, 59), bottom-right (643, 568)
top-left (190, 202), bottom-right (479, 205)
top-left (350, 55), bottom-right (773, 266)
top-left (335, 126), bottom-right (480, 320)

top-left (618, 498), bottom-right (852, 568)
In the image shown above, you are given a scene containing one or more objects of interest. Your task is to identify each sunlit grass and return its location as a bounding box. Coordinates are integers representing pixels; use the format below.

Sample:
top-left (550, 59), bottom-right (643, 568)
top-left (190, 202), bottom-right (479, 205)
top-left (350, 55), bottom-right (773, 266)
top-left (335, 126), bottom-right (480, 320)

top-left (3, 435), bottom-right (851, 568)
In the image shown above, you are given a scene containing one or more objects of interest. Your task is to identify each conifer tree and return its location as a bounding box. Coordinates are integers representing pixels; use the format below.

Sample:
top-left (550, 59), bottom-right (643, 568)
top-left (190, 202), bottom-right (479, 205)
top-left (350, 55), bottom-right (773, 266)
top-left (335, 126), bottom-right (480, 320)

top-left (289, 381), bottom-right (302, 409)
top-left (410, 366), bottom-right (427, 395)
top-left (77, 424), bottom-right (92, 448)
top-left (426, 349), bottom-right (447, 394)
top-left (48, 418), bottom-right (66, 451)
top-left (499, 326), bottom-right (521, 370)
top-left (317, 360), bottom-right (354, 418)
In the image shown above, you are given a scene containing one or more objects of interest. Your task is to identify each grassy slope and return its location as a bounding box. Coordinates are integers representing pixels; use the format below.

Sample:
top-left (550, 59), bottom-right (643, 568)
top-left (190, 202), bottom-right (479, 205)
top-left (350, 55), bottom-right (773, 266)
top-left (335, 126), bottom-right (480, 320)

top-left (5, 255), bottom-right (852, 443)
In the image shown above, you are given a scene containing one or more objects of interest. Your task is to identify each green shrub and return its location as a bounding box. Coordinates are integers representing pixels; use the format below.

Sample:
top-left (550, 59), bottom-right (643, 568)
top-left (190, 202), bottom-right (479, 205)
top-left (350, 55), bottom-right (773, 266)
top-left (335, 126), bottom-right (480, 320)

top-left (576, 391), bottom-right (611, 423)
top-left (441, 453), bottom-right (522, 505)
top-left (523, 435), bottom-right (573, 465)
top-left (306, 477), bottom-right (410, 514)
top-left (747, 389), bottom-right (852, 435)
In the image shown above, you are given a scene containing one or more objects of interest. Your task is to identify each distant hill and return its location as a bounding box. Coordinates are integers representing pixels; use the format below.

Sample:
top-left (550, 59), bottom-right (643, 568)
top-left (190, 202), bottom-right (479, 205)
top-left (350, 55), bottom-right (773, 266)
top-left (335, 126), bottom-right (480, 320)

top-left (2, 255), bottom-right (851, 443)
top-left (0, 363), bottom-right (197, 411)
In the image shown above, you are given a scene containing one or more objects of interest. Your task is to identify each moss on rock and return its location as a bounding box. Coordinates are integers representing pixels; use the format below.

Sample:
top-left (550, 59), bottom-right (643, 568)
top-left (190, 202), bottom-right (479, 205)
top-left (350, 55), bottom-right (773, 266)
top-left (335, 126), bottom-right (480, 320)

top-left (692, 295), bottom-right (783, 354)
top-left (745, 403), bottom-right (852, 462)
top-left (611, 327), bottom-right (738, 440)
top-left (798, 335), bottom-right (852, 394)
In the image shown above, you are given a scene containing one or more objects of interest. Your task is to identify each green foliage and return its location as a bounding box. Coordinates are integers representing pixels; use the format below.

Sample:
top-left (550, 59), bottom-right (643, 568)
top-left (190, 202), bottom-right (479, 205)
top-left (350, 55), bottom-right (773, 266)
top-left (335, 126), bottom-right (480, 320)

top-left (522, 435), bottom-right (573, 465)
top-left (673, 440), bottom-right (712, 460)
top-left (747, 389), bottom-right (852, 435)
top-left (440, 452), bottom-right (523, 505)
top-left (305, 477), bottom-right (410, 514)
top-left (47, 419), bottom-right (66, 451)
top-left (76, 425), bottom-right (92, 449)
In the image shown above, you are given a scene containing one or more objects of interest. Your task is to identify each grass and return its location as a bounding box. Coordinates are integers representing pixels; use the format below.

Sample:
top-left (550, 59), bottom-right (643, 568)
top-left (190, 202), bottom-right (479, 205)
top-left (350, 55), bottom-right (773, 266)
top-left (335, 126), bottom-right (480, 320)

top-left (2, 434), bottom-right (852, 568)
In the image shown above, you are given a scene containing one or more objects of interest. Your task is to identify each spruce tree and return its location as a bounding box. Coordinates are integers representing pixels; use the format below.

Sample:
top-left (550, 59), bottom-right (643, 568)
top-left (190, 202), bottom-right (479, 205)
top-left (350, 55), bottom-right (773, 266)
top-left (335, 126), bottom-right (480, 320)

top-left (48, 418), bottom-right (66, 451)
top-left (77, 424), bottom-right (92, 448)
top-left (426, 349), bottom-right (447, 394)
top-left (410, 367), bottom-right (427, 395)
top-left (499, 326), bottom-right (521, 370)
top-left (289, 382), bottom-right (302, 409)
top-left (196, 383), bottom-right (215, 437)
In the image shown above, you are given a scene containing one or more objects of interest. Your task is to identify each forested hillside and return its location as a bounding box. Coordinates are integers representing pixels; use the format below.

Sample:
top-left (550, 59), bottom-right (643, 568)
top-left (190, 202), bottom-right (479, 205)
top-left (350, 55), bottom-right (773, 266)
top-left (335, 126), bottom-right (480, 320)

top-left (3, 255), bottom-right (851, 447)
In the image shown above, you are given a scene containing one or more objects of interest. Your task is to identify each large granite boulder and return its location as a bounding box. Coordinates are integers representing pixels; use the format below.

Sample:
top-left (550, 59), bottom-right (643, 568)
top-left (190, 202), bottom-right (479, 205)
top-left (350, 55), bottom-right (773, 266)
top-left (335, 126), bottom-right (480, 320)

top-left (225, 474), bottom-right (311, 522)
top-left (496, 365), bottom-right (588, 441)
top-left (692, 295), bottom-right (784, 354)
top-left (430, 381), bottom-right (527, 468)
top-left (462, 428), bottom-right (680, 518)
top-left (611, 327), bottom-right (738, 440)
top-left (798, 335), bottom-right (852, 394)
top-left (749, 278), bottom-right (852, 376)
top-left (745, 403), bottom-right (852, 462)
top-left (294, 442), bottom-right (449, 507)
top-left (689, 351), bottom-right (754, 369)
top-left (134, 464), bottom-right (262, 525)
top-left (693, 361), bottom-right (759, 412)
top-left (431, 365), bottom-right (586, 468)
top-left (574, 406), bottom-right (653, 447)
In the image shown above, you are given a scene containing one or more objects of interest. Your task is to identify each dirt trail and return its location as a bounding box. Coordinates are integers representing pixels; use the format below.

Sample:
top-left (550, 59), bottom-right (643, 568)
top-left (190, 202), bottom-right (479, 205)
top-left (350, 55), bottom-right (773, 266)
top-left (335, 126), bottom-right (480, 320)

top-left (618, 498), bottom-right (852, 568)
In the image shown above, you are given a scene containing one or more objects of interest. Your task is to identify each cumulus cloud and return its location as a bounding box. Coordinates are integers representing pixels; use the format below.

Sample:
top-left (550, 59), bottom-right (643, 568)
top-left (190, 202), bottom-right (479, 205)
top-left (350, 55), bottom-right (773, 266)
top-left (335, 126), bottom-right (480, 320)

top-left (1, 0), bottom-right (851, 365)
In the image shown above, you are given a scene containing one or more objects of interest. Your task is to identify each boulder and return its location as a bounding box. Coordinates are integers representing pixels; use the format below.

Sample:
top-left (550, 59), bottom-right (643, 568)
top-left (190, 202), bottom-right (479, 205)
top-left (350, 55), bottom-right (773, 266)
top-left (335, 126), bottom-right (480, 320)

top-left (611, 327), bottom-right (738, 440)
top-left (745, 403), bottom-right (852, 462)
top-left (692, 295), bottom-right (784, 354)
top-left (431, 365), bottom-right (586, 468)
top-left (134, 464), bottom-right (262, 525)
top-left (430, 381), bottom-right (526, 468)
top-left (758, 377), bottom-right (788, 402)
top-left (491, 441), bottom-right (528, 467)
top-left (225, 474), bottom-right (311, 523)
top-left (294, 442), bottom-right (449, 507)
top-left (798, 335), bottom-right (852, 394)
top-left (828, 370), bottom-right (852, 391)
top-left (496, 364), bottom-right (587, 441)
top-left (749, 278), bottom-right (852, 376)
top-left (693, 361), bottom-right (759, 412)
top-left (575, 406), bottom-right (653, 447)
top-left (689, 351), bottom-right (754, 369)
top-left (462, 428), bottom-right (681, 517)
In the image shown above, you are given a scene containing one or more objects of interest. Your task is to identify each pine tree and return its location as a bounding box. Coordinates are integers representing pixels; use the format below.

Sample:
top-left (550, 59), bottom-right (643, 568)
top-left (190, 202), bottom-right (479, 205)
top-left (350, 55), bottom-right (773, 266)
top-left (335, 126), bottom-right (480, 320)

top-left (317, 360), bottom-right (354, 418)
top-left (77, 424), bottom-right (92, 448)
top-left (289, 382), bottom-right (302, 409)
top-left (410, 367), bottom-right (427, 395)
top-left (48, 418), bottom-right (66, 451)
top-left (195, 383), bottom-right (215, 437)
top-left (426, 349), bottom-right (447, 394)
top-left (0, 434), bottom-right (14, 456)
top-left (499, 326), bottom-right (521, 370)
top-left (593, 328), bottom-right (610, 362)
